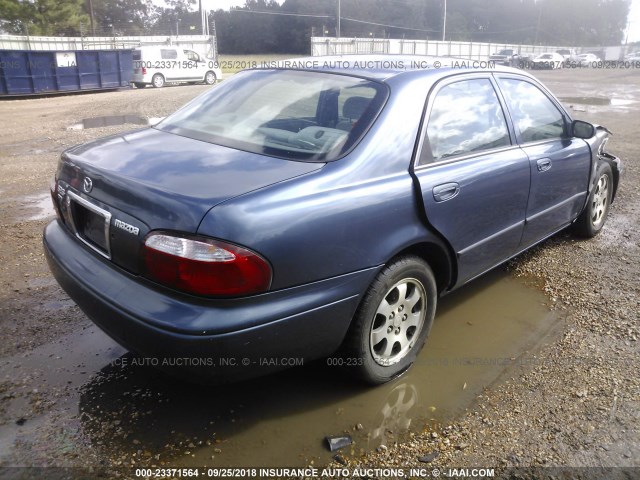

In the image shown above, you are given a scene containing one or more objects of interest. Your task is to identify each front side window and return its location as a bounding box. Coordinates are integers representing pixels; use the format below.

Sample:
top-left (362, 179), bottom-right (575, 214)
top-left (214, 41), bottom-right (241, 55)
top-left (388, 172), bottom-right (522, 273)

top-left (498, 78), bottom-right (565, 143)
top-left (424, 78), bottom-right (510, 163)
top-left (157, 70), bottom-right (388, 162)
top-left (184, 50), bottom-right (200, 62)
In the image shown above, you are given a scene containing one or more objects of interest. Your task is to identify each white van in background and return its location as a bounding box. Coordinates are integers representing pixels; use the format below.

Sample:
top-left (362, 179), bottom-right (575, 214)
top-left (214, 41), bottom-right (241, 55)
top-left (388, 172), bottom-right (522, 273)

top-left (132, 46), bottom-right (222, 88)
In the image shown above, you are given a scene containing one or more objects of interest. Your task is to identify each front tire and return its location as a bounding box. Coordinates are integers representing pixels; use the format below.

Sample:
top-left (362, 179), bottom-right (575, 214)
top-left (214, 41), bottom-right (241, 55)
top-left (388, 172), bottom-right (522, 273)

top-left (151, 73), bottom-right (165, 88)
top-left (342, 256), bottom-right (437, 384)
top-left (573, 162), bottom-right (613, 237)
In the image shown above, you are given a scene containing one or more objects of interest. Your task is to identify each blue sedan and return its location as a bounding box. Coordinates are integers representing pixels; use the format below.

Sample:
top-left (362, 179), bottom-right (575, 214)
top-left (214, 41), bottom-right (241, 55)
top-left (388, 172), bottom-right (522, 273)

top-left (44, 56), bottom-right (621, 384)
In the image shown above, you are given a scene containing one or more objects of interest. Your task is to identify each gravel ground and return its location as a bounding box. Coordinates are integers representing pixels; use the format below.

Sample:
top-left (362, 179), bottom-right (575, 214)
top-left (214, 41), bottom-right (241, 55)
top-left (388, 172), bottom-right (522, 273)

top-left (0, 69), bottom-right (638, 477)
top-left (0, 85), bottom-right (211, 358)
top-left (329, 69), bottom-right (640, 475)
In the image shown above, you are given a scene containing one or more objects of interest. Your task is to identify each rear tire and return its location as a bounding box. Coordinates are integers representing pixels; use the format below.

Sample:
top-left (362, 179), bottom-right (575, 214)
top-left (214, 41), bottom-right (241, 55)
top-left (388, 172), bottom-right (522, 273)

top-left (134, 82), bottom-right (147, 89)
top-left (341, 256), bottom-right (437, 384)
top-left (204, 71), bottom-right (217, 85)
top-left (152, 74), bottom-right (165, 88)
top-left (573, 162), bottom-right (613, 238)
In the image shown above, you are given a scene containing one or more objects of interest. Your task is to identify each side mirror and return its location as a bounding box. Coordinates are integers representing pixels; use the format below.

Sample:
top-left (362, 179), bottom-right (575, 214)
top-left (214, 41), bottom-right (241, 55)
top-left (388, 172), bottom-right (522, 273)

top-left (572, 120), bottom-right (595, 139)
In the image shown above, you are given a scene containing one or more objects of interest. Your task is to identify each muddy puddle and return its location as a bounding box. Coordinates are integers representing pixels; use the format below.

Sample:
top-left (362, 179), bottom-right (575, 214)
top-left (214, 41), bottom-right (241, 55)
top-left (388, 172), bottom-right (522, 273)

top-left (22, 193), bottom-right (55, 221)
top-left (1, 192), bottom-right (56, 222)
top-left (559, 96), bottom-right (635, 112)
top-left (67, 115), bottom-right (164, 130)
top-left (0, 270), bottom-right (561, 468)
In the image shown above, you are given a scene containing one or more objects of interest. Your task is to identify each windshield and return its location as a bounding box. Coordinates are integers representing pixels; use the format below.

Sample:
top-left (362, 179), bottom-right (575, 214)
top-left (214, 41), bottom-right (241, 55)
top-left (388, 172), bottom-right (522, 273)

top-left (497, 50), bottom-right (513, 55)
top-left (156, 69), bottom-right (388, 162)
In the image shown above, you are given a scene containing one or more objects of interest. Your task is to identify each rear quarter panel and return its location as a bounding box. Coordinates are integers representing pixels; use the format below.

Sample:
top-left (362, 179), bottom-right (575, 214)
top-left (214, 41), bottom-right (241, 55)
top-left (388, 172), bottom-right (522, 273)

top-left (197, 73), bottom-right (452, 290)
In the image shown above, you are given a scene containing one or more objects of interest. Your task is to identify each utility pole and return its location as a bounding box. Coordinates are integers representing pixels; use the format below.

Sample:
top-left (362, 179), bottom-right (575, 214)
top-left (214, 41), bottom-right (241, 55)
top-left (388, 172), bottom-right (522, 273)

top-left (442, 0), bottom-right (446, 41)
top-left (534, 6), bottom-right (542, 44)
top-left (336, 0), bottom-right (341, 38)
top-left (211, 17), bottom-right (218, 59)
top-left (202, 10), bottom-right (209, 36)
top-left (87, 0), bottom-right (95, 36)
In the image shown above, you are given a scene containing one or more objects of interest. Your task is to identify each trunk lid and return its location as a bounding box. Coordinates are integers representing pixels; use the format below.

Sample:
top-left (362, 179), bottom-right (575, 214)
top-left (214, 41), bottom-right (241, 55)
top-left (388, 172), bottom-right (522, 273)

top-left (60, 128), bottom-right (323, 232)
top-left (56, 127), bottom-right (323, 274)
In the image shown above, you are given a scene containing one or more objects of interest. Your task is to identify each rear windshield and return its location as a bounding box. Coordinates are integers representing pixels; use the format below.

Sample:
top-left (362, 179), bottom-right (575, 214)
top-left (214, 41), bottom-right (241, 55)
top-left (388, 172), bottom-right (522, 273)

top-left (156, 69), bottom-right (388, 162)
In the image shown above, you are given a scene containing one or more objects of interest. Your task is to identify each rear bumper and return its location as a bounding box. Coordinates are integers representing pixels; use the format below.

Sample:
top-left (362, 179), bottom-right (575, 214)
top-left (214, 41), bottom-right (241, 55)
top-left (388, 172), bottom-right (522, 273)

top-left (44, 220), bottom-right (376, 381)
top-left (132, 73), bottom-right (147, 83)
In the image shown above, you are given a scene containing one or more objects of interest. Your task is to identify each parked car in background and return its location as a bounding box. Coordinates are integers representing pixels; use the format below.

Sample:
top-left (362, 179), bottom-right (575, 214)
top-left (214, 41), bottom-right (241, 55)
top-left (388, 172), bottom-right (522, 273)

top-left (132, 46), bottom-right (222, 88)
top-left (556, 48), bottom-right (578, 65)
top-left (44, 56), bottom-right (621, 385)
top-left (489, 48), bottom-right (520, 66)
top-left (623, 51), bottom-right (640, 61)
top-left (530, 52), bottom-right (564, 69)
top-left (576, 53), bottom-right (600, 67)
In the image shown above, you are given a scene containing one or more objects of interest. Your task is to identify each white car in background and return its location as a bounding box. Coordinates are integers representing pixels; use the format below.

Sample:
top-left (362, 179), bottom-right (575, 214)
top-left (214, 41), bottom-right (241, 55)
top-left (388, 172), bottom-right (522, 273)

top-left (530, 52), bottom-right (564, 69)
top-left (132, 46), bottom-right (222, 88)
top-left (623, 51), bottom-right (640, 61)
top-left (556, 48), bottom-right (578, 65)
top-left (576, 53), bottom-right (600, 67)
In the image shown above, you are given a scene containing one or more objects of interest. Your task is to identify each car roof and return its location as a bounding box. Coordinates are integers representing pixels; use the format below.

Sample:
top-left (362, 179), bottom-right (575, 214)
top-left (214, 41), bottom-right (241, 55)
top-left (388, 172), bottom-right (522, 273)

top-left (254, 54), bottom-right (523, 82)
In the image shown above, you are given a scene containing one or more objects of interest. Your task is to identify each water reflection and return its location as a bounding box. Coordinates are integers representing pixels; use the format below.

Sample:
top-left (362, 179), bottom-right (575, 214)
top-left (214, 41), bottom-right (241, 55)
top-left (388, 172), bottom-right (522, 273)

top-left (77, 269), bottom-right (558, 467)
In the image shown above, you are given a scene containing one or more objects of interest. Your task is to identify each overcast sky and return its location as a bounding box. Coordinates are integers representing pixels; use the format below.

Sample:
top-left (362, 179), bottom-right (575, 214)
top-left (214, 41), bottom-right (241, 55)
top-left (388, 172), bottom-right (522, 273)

top-left (628, 0), bottom-right (640, 42)
top-left (199, 0), bottom-right (640, 44)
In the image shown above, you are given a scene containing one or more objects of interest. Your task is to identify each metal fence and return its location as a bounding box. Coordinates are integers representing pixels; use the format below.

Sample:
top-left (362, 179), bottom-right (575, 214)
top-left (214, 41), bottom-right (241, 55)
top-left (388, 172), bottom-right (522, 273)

top-left (0, 34), bottom-right (218, 60)
top-left (310, 37), bottom-right (634, 61)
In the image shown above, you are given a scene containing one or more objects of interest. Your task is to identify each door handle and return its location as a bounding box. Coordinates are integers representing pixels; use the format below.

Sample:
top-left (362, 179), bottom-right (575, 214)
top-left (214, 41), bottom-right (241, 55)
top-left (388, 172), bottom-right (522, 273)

top-left (433, 182), bottom-right (460, 202)
top-left (537, 158), bottom-right (552, 172)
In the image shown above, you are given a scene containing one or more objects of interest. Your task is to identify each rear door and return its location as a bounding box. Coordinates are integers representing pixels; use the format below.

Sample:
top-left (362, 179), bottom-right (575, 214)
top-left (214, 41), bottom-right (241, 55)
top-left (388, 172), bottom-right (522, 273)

top-left (413, 74), bottom-right (530, 285)
top-left (495, 75), bottom-right (590, 247)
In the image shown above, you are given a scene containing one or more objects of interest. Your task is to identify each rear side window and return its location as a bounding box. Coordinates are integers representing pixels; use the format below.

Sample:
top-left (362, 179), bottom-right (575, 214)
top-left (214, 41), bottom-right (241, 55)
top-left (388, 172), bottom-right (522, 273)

top-left (424, 78), bottom-right (510, 163)
top-left (160, 49), bottom-right (178, 60)
top-left (498, 79), bottom-right (565, 143)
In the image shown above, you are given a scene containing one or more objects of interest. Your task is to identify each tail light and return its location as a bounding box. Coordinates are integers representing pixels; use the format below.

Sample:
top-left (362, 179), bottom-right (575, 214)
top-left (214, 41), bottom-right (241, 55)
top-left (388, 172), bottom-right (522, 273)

top-left (142, 233), bottom-right (272, 297)
top-left (142, 67), bottom-right (147, 75)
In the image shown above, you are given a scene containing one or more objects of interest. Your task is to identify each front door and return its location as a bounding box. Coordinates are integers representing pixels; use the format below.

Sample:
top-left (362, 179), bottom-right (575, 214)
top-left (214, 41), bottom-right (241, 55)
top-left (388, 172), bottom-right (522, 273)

top-left (413, 75), bottom-right (530, 285)
top-left (496, 76), bottom-right (591, 247)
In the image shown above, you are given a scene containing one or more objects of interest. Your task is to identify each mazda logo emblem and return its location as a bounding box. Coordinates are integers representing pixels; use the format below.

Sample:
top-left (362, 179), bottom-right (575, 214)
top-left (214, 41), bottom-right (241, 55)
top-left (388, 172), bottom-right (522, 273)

top-left (83, 177), bottom-right (93, 193)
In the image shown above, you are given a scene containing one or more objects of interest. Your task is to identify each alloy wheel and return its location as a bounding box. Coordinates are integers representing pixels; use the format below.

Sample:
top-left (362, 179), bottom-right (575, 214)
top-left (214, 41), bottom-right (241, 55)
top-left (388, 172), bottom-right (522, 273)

top-left (591, 173), bottom-right (609, 228)
top-left (370, 278), bottom-right (427, 366)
